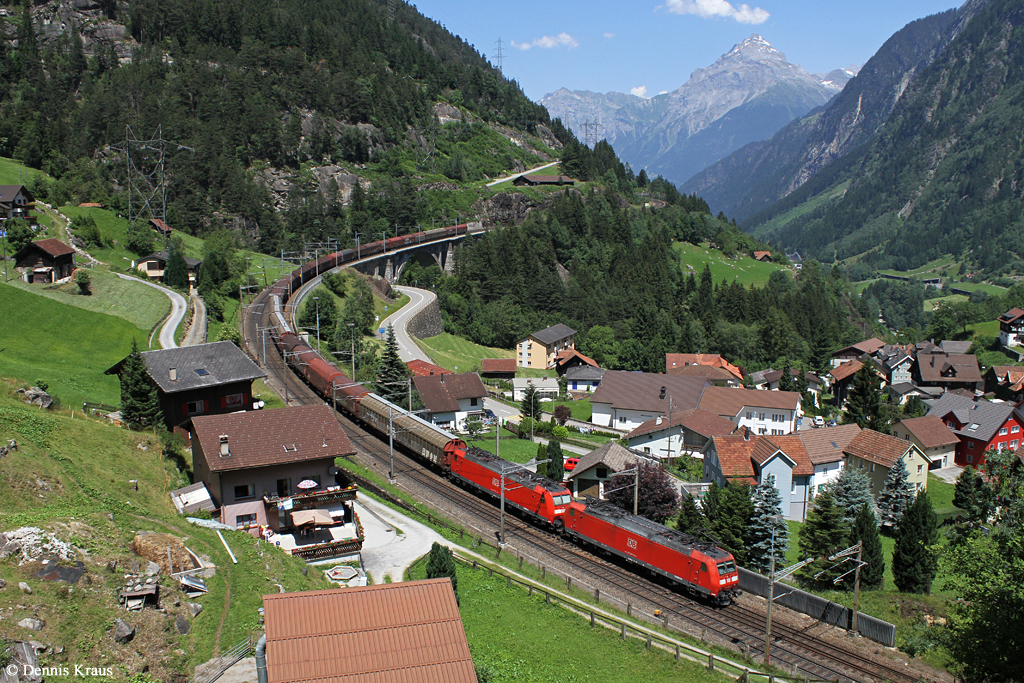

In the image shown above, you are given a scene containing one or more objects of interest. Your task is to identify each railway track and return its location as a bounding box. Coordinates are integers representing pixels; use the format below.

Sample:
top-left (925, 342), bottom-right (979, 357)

top-left (240, 276), bottom-right (926, 683)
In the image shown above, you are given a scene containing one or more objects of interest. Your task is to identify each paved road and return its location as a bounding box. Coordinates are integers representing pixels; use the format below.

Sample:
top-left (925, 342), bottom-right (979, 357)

top-left (117, 273), bottom-right (188, 349)
top-left (378, 286), bottom-right (436, 362)
top-left (485, 161), bottom-right (559, 187)
top-left (182, 289), bottom-right (207, 346)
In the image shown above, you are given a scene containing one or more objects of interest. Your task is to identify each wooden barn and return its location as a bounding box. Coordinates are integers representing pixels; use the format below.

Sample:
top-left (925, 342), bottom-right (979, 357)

top-left (14, 238), bottom-right (76, 283)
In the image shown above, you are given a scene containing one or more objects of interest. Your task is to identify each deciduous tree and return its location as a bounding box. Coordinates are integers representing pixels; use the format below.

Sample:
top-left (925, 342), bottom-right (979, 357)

top-left (6, 219), bottom-right (34, 253)
top-left (607, 461), bottom-right (680, 524)
top-left (297, 286), bottom-right (338, 341)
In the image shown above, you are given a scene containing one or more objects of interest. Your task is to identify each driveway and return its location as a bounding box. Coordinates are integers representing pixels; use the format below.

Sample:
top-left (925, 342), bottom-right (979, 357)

top-left (116, 273), bottom-right (188, 349)
top-left (379, 286), bottom-right (436, 362)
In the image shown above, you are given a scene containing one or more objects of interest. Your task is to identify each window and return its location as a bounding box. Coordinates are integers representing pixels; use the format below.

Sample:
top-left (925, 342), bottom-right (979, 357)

top-left (224, 393), bottom-right (244, 408)
top-left (917, 465), bottom-right (923, 474)
top-left (186, 400), bottom-right (206, 415)
top-left (699, 563), bottom-right (708, 573)
top-left (998, 442), bottom-right (1006, 451)
top-left (596, 467), bottom-right (608, 478)
top-left (968, 441), bottom-right (974, 450)
top-left (967, 454), bottom-right (973, 463)
top-left (277, 478), bottom-right (291, 498)
top-left (759, 428), bottom-right (767, 434)
top-left (746, 412), bottom-right (752, 420)
top-left (870, 463), bottom-right (875, 472)
top-left (470, 397), bottom-right (478, 407)
top-left (1013, 440), bottom-right (1019, 450)
top-left (146, 261), bottom-right (160, 271)
top-left (235, 514), bottom-right (257, 527)
top-left (1013, 426), bottom-right (1021, 434)
top-left (643, 447), bottom-right (651, 453)
top-left (234, 484), bottom-right (255, 500)
top-left (791, 480), bottom-right (796, 493)
top-left (618, 416), bottom-right (626, 424)
top-left (1000, 427), bottom-right (1008, 436)
top-left (759, 413), bottom-right (765, 420)
top-left (947, 421), bottom-right (954, 428)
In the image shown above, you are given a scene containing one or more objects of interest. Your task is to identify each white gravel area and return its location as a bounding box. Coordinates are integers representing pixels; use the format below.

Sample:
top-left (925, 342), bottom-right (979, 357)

top-left (355, 496), bottom-right (451, 584)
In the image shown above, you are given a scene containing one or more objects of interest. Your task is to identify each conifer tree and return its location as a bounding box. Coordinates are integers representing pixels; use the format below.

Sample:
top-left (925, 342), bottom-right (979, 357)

top-left (745, 475), bottom-right (789, 575)
top-left (676, 494), bottom-right (704, 533)
top-left (778, 361), bottom-right (795, 392)
top-left (425, 542), bottom-right (458, 602)
top-left (843, 364), bottom-right (883, 430)
top-left (877, 457), bottom-right (915, 531)
top-left (851, 502), bottom-right (885, 588)
top-left (831, 467), bottom-right (876, 525)
top-left (546, 440), bottom-right (564, 482)
top-left (119, 339), bottom-right (161, 430)
top-left (164, 240), bottom-right (190, 290)
top-left (702, 481), bottom-right (753, 564)
top-left (375, 325), bottom-right (408, 404)
top-left (953, 464), bottom-right (993, 524)
top-left (535, 443), bottom-right (548, 477)
top-left (892, 490), bottom-right (939, 593)
top-left (796, 490), bottom-right (848, 589)
top-left (520, 383), bottom-right (540, 422)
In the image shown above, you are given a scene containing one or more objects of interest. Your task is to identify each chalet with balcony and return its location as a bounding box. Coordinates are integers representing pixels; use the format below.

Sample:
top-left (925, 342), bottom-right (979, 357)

top-left (1000, 308), bottom-right (1024, 348)
top-left (13, 238), bottom-right (75, 283)
top-left (0, 185), bottom-right (37, 225)
top-left (798, 424), bottom-right (861, 495)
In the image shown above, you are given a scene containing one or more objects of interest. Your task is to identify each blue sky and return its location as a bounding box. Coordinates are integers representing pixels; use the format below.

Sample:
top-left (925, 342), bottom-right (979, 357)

top-left (410, 0), bottom-right (961, 100)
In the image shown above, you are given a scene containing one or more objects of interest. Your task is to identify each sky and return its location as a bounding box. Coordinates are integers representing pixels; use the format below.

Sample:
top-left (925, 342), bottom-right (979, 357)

top-left (409, 0), bottom-right (962, 101)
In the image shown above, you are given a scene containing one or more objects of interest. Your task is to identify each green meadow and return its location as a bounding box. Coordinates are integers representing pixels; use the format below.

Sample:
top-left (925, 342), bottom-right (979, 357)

top-left (673, 242), bottom-right (788, 288)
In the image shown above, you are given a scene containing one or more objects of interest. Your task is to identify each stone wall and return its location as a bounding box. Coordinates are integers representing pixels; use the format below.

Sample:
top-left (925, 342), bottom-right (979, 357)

top-left (406, 296), bottom-right (443, 339)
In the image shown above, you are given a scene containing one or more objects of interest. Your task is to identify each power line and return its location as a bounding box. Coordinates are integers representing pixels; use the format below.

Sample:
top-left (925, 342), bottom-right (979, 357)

top-left (580, 120), bottom-right (603, 148)
top-left (492, 38), bottom-right (505, 74)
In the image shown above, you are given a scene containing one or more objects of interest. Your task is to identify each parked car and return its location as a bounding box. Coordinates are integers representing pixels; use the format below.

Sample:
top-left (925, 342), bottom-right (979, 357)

top-left (484, 408), bottom-right (496, 419)
top-left (812, 416), bottom-right (825, 428)
top-left (826, 419), bottom-right (837, 427)
top-left (564, 457), bottom-right (580, 472)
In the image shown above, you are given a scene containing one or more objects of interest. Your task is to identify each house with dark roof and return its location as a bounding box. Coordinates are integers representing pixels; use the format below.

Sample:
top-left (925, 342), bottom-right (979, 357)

top-left (512, 174), bottom-right (575, 187)
top-left (13, 238), bottom-right (75, 283)
top-left (914, 351), bottom-right (983, 393)
top-left (566, 442), bottom-right (646, 498)
top-left (666, 353), bottom-right (743, 381)
top-left (260, 580), bottom-right (476, 683)
top-left (135, 250), bottom-right (202, 284)
top-left (843, 429), bottom-right (932, 496)
top-left (701, 431), bottom-right (815, 520)
top-left (0, 185), bottom-right (36, 224)
top-left (999, 308), bottom-right (1024, 348)
top-left (517, 323), bottom-right (576, 369)
top-left (565, 364), bottom-right (605, 394)
top-left (511, 377), bottom-right (559, 401)
top-left (886, 382), bottom-right (932, 405)
top-left (891, 415), bottom-right (959, 469)
top-left (927, 394), bottom-right (1024, 467)
top-left (829, 360), bottom-right (864, 407)
top-left (668, 364), bottom-right (742, 387)
top-left (406, 359), bottom-right (452, 377)
top-left (697, 385), bottom-right (802, 435)
top-left (877, 345), bottom-right (914, 386)
top-left (189, 405), bottom-right (357, 543)
top-left (796, 424), bottom-right (861, 494)
top-left (480, 358), bottom-right (516, 379)
top-left (625, 407), bottom-right (736, 459)
top-left (984, 365), bottom-right (1024, 401)
top-left (831, 338), bottom-right (885, 367)
top-left (589, 371), bottom-right (709, 431)
top-left (412, 372), bottom-right (486, 432)
top-left (749, 368), bottom-right (823, 405)
top-left (554, 348), bottom-right (599, 375)
top-left (105, 340), bottom-right (267, 433)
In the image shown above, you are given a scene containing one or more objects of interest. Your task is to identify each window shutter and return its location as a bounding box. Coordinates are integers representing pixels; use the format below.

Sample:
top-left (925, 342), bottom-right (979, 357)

top-left (182, 404), bottom-right (188, 416)
top-left (220, 396), bottom-right (227, 409)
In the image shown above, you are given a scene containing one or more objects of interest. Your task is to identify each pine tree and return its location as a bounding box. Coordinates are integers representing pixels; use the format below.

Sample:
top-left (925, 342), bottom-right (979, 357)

top-left (778, 361), bottom-right (795, 392)
top-left (877, 457), bottom-right (915, 531)
top-left (425, 542), bottom-right (458, 602)
top-left (375, 325), bottom-right (408, 404)
top-left (119, 339), bottom-right (161, 430)
top-left (535, 443), bottom-right (548, 477)
top-left (164, 241), bottom-right (190, 290)
top-left (892, 490), bottom-right (939, 593)
top-left (520, 383), bottom-right (540, 421)
top-left (843, 364), bottom-right (883, 430)
top-left (851, 502), bottom-right (885, 588)
top-left (796, 490), bottom-right (849, 589)
top-left (676, 494), bottom-right (704, 533)
top-left (745, 475), bottom-right (789, 575)
top-left (702, 481), bottom-right (753, 564)
top-left (953, 464), bottom-right (994, 524)
top-left (546, 440), bottom-right (564, 482)
top-left (831, 467), bottom-right (876, 526)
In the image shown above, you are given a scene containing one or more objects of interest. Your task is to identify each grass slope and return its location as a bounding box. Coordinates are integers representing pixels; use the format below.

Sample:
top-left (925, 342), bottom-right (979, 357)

top-left (0, 281), bottom-right (154, 407)
top-left (673, 242), bottom-right (787, 288)
top-left (416, 332), bottom-right (513, 373)
top-left (0, 156), bottom-right (51, 186)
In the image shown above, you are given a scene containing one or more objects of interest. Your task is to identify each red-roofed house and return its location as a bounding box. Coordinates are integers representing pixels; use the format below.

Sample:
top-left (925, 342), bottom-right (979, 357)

top-left (13, 238), bottom-right (76, 283)
top-left (666, 353), bottom-right (743, 381)
top-left (480, 358), bottom-right (516, 379)
top-left (753, 251), bottom-right (772, 262)
top-left (831, 338), bottom-right (885, 367)
top-left (189, 405), bottom-right (359, 551)
top-left (625, 407), bottom-right (737, 459)
top-left (406, 359), bottom-right (452, 377)
top-left (843, 429), bottom-right (932, 496)
top-left (999, 308), bottom-right (1024, 348)
top-left (891, 415), bottom-right (959, 469)
top-left (701, 431), bottom-right (814, 520)
top-left (555, 348), bottom-right (599, 375)
top-left (697, 386), bottom-right (802, 435)
top-left (149, 218), bottom-right (172, 236)
top-left (796, 424), bottom-right (862, 494)
top-left (413, 372), bottom-right (487, 431)
top-left (984, 365), bottom-right (1024, 402)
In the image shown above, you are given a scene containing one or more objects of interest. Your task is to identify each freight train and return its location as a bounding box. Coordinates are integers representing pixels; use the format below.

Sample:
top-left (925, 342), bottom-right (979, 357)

top-left (258, 226), bottom-right (740, 604)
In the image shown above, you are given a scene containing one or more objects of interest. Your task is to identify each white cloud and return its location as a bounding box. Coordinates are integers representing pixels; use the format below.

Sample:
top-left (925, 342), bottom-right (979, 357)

top-left (630, 85), bottom-right (648, 98)
top-left (511, 32), bottom-right (579, 50)
top-left (604, 32), bottom-right (616, 39)
top-left (662, 0), bottom-right (769, 24)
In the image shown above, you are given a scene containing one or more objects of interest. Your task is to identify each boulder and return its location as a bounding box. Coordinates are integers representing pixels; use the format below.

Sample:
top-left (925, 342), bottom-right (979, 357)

top-left (0, 578), bottom-right (6, 589)
top-left (145, 561), bottom-right (161, 576)
top-left (19, 582), bottom-right (32, 594)
top-left (187, 603), bottom-right (203, 618)
top-left (175, 614), bottom-right (190, 635)
top-left (113, 619), bottom-right (135, 644)
top-left (18, 617), bottom-right (44, 631)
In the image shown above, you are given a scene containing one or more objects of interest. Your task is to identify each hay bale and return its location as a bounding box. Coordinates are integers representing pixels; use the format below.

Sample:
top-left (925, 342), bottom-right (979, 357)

top-left (130, 534), bottom-right (196, 574)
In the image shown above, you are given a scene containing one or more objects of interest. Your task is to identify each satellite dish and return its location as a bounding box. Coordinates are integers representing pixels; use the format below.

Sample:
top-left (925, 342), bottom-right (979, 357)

top-left (328, 466), bottom-right (340, 476)
top-left (258, 400), bottom-right (266, 409)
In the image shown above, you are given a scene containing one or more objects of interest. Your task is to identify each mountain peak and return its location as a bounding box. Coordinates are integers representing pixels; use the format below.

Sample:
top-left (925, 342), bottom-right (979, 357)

top-left (723, 33), bottom-right (784, 62)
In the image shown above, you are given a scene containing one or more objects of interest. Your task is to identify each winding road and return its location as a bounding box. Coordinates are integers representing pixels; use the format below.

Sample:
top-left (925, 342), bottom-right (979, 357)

top-left (378, 285), bottom-right (436, 362)
top-left (117, 273), bottom-right (188, 349)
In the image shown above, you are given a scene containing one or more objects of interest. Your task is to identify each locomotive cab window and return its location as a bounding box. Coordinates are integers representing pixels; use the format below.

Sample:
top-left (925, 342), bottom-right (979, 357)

top-left (552, 494), bottom-right (571, 506)
top-left (700, 562), bottom-right (708, 572)
top-left (717, 561), bottom-right (736, 575)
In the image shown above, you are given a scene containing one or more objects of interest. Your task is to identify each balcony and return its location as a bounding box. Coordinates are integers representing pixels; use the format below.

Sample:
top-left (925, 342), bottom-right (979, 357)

top-left (267, 511), bottom-right (364, 562)
top-left (264, 484), bottom-right (358, 511)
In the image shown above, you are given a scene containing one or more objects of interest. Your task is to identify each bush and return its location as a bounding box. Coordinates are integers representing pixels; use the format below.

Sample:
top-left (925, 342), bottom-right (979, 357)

top-left (125, 220), bottom-right (155, 255)
top-left (551, 425), bottom-right (569, 439)
top-left (76, 269), bottom-right (91, 294)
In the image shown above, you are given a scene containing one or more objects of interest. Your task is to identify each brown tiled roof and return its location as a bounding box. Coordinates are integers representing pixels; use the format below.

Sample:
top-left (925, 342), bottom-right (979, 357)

top-left (797, 424), bottom-right (861, 465)
top-left (555, 348), bottom-right (599, 368)
top-left (191, 405), bottom-right (354, 473)
top-left (764, 435), bottom-right (814, 476)
top-left (668, 364), bottom-right (739, 383)
top-left (829, 359), bottom-right (863, 383)
top-left (698, 385), bottom-right (800, 417)
top-left (26, 238), bottom-right (75, 258)
top-left (589, 371), bottom-right (708, 413)
top-left (413, 372), bottom-right (486, 413)
top-left (481, 358), bottom-right (516, 373)
top-left (149, 218), bottom-right (172, 234)
top-left (843, 429), bottom-right (914, 468)
top-left (566, 442), bottom-right (639, 480)
top-left (707, 435), bottom-right (759, 483)
top-left (665, 353), bottom-right (743, 380)
top-left (262, 579), bottom-right (476, 683)
top-left (897, 415), bottom-right (959, 448)
top-left (625, 407), bottom-right (737, 439)
top-left (917, 353), bottom-right (982, 385)
top-left (833, 338), bottom-right (885, 358)
top-left (406, 359), bottom-right (452, 377)
top-left (999, 308), bottom-right (1024, 323)
top-left (987, 366), bottom-right (1024, 391)
top-left (753, 250), bottom-right (771, 260)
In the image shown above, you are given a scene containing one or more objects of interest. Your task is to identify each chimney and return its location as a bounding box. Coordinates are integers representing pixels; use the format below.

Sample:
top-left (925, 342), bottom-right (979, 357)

top-left (219, 434), bottom-right (230, 457)
top-left (656, 416), bottom-right (662, 425)
top-left (169, 368), bottom-right (177, 381)
top-left (743, 426), bottom-right (752, 441)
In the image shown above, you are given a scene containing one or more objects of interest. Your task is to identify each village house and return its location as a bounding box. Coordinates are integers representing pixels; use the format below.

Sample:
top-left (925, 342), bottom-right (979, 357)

top-left (831, 338), bottom-right (885, 367)
top-left (413, 372), bottom-right (487, 432)
top-left (666, 353), bottom-right (743, 382)
top-left (517, 323), bottom-right (576, 369)
top-left (927, 394), bottom-right (1024, 467)
top-left (566, 442), bottom-right (648, 499)
top-left (697, 385), bottom-right (802, 435)
top-left (564, 365), bottom-right (604, 394)
top-left (135, 250), bottom-right (202, 284)
top-left (886, 382), bottom-right (935, 406)
top-left (589, 371), bottom-right (709, 431)
top-left (555, 348), bottom-right (599, 374)
top-left (983, 365), bottom-right (1024, 402)
top-left (701, 431), bottom-right (814, 520)
top-left (105, 340), bottom-right (267, 433)
top-left (914, 351), bottom-right (983, 394)
top-left (797, 423), bottom-right (862, 495)
top-left (189, 405), bottom-right (358, 545)
top-left (876, 345), bottom-right (914, 385)
top-left (479, 358), bottom-right (516, 380)
top-left (511, 376), bottom-right (559, 402)
top-left (843, 429), bottom-right (932, 495)
top-left (998, 308), bottom-right (1024, 348)
top-left (753, 250), bottom-right (772, 262)
top-left (149, 218), bottom-right (173, 236)
top-left (625, 407), bottom-right (737, 459)
top-left (668, 364), bottom-right (742, 387)
top-left (260, 580), bottom-right (476, 683)
top-left (829, 359), bottom-right (864, 407)
top-left (891, 415), bottom-right (959, 469)
top-left (13, 238), bottom-right (75, 283)
top-left (0, 185), bottom-right (37, 224)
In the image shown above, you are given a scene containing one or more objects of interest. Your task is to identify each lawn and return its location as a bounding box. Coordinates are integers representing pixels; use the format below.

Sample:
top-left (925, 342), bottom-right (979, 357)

top-left (924, 294), bottom-right (967, 312)
top-left (949, 282), bottom-right (1008, 297)
top-left (466, 428), bottom-right (541, 464)
top-left (415, 332), bottom-right (513, 373)
top-left (553, 397), bottom-right (592, 422)
top-left (877, 255), bottom-right (957, 279)
top-left (967, 319), bottom-right (999, 337)
top-left (672, 242), bottom-right (788, 288)
top-left (0, 281), bottom-right (154, 407)
top-left (60, 205), bottom-right (208, 269)
top-left (4, 268), bottom-right (170, 331)
top-left (0, 156), bottom-right (51, 186)
top-left (407, 556), bottom-right (727, 683)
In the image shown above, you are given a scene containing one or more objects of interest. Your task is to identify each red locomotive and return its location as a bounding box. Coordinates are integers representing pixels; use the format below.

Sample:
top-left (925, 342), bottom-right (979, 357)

top-left (562, 498), bottom-right (740, 604)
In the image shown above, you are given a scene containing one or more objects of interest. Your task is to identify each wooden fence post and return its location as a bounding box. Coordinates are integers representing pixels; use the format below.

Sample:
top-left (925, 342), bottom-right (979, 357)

top-left (590, 611), bottom-right (595, 627)
top-left (506, 576), bottom-right (511, 588)
top-left (621, 622), bottom-right (626, 640)
top-left (519, 556), bottom-right (523, 569)
top-left (646, 634), bottom-right (652, 650)
top-left (707, 654), bottom-right (715, 671)
top-left (541, 566), bottom-right (546, 579)
top-left (566, 576), bottom-right (571, 589)
top-left (595, 588), bottom-right (600, 602)
top-left (675, 644), bottom-right (680, 661)
top-left (627, 603), bottom-right (632, 616)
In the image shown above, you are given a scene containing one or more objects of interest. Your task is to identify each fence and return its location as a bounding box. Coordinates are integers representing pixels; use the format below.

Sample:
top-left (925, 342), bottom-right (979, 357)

top-left (738, 568), bottom-right (895, 647)
top-left (189, 633), bottom-right (256, 683)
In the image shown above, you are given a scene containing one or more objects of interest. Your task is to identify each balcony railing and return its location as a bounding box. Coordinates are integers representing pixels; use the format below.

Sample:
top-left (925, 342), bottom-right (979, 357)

top-left (264, 484), bottom-right (358, 509)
